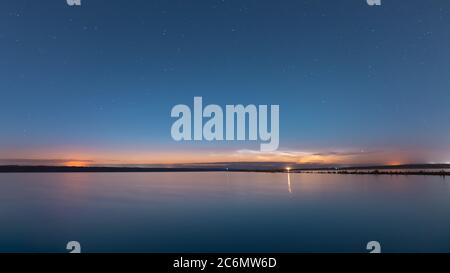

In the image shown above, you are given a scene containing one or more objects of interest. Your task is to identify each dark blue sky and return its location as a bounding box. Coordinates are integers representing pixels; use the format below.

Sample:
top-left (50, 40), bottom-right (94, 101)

top-left (1, 0), bottom-right (449, 165)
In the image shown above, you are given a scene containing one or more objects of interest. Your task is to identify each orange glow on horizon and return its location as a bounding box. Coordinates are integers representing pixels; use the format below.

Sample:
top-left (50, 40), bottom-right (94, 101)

top-left (0, 147), bottom-right (424, 167)
top-left (64, 161), bottom-right (89, 167)
top-left (387, 161), bottom-right (403, 166)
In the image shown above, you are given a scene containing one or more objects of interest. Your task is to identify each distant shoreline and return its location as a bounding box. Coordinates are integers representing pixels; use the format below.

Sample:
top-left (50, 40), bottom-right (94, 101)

top-left (0, 164), bottom-right (449, 176)
top-left (298, 170), bottom-right (449, 176)
top-left (0, 166), bottom-right (225, 173)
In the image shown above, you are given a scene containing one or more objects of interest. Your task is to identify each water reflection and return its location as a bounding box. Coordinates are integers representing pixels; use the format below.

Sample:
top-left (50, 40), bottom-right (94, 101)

top-left (1, 172), bottom-right (450, 253)
top-left (287, 172), bottom-right (292, 194)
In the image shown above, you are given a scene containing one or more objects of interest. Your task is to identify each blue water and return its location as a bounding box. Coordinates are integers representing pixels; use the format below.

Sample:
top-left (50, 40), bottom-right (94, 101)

top-left (0, 172), bottom-right (449, 253)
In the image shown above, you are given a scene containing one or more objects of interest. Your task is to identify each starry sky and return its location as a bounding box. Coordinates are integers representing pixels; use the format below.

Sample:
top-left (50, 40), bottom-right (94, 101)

top-left (0, 0), bottom-right (449, 166)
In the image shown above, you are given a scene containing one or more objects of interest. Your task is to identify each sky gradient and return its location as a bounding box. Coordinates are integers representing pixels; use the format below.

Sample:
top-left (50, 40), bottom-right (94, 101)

top-left (1, 0), bottom-right (449, 166)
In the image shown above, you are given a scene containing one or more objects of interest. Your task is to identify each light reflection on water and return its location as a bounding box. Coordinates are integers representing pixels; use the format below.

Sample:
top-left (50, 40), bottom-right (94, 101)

top-left (0, 172), bottom-right (449, 253)
top-left (287, 172), bottom-right (292, 194)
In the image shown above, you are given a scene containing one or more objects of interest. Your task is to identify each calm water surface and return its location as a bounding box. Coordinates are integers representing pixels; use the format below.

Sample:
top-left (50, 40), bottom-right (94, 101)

top-left (1, 172), bottom-right (450, 253)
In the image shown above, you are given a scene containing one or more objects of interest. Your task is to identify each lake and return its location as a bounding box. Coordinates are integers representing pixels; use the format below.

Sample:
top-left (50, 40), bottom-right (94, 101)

top-left (1, 172), bottom-right (449, 253)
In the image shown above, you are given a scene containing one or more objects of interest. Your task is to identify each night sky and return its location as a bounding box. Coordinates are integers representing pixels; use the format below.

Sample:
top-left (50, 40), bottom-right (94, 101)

top-left (1, 0), bottom-right (449, 166)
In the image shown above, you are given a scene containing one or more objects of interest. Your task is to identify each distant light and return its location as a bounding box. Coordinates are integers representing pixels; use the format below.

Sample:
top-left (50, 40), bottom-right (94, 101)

top-left (286, 167), bottom-right (291, 172)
